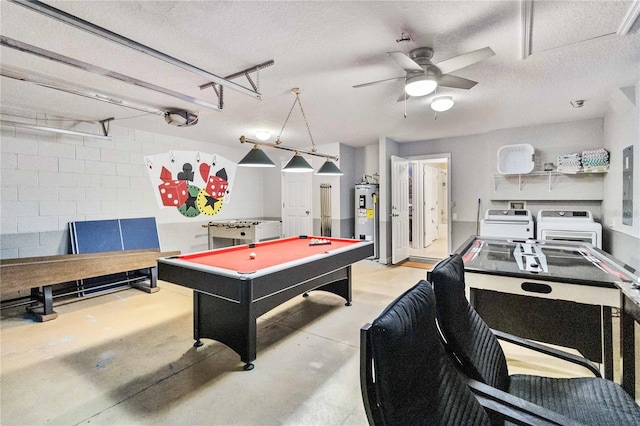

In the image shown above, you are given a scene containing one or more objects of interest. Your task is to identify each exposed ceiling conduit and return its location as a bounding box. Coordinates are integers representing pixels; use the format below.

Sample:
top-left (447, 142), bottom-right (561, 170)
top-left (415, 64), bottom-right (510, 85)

top-left (617, 0), bottom-right (640, 35)
top-left (0, 119), bottom-right (113, 140)
top-left (0, 65), bottom-right (168, 116)
top-left (8, 0), bottom-right (262, 100)
top-left (0, 36), bottom-right (221, 112)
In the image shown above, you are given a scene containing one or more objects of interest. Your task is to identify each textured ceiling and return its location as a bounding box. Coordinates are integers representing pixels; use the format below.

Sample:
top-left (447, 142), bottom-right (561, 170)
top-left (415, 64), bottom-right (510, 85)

top-left (1, 0), bottom-right (639, 150)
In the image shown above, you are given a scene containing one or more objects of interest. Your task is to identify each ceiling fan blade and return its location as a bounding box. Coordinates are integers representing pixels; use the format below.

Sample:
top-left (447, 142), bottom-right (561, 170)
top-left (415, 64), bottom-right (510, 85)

top-left (352, 76), bottom-right (405, 89)
top-left (438, 74), bottom-right (478, 90)
top-left (396, 90), bottom-right (412, 102)
top-left (387, 51), bottom-right (424, 72)
top-left (435, 46), bottom-right (495, 75)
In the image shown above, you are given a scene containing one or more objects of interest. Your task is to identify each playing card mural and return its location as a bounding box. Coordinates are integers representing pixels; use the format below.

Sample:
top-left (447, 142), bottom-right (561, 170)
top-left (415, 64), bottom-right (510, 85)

top-left (144, 151), bottom-right (236, 218)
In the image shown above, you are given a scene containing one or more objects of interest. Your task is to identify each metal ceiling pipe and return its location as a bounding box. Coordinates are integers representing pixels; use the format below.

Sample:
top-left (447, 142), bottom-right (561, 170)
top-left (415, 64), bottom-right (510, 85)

top-left (8, 0), bottom-right (262, 99)
top-left (0, 65), bottom-right (168, 116)
top-left (0, 119), bottom-right (112, 140)
top-left (1, 36), bottom-right (220, 112)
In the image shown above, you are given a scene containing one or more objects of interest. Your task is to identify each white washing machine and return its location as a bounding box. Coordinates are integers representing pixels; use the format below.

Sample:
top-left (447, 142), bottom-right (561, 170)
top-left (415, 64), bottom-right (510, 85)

top-left (480, 209), bottom-right (534, 239)
top-left (536, 210), bottom-right (602, 248)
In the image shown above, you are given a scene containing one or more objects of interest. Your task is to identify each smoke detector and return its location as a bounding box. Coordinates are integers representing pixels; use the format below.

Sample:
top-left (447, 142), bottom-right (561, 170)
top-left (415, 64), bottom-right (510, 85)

top-left (164, 110), bottom-right (199, 126)
top-left (570, 100), bottom-right (585, 108)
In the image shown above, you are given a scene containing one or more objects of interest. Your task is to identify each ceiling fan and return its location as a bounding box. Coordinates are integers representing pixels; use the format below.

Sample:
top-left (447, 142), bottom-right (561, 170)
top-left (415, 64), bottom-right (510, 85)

top-left (353, 46), bottom-right (495, 101)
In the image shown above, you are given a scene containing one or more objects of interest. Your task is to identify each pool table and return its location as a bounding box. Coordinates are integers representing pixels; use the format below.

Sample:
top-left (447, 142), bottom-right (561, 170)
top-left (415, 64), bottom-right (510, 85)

top-left (157, 236), bottom-right (374, 370)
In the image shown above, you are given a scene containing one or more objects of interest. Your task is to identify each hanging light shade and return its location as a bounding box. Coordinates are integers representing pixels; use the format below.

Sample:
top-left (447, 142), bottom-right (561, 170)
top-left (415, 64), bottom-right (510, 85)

top-left (239, 89), bottom-right (341, 174)
top-left (282, 152), bottom-right (314, 173)
top-left (238, 145), bottom-right (276, 167)
top-left (405, 75), bottom-right (438, 97)
top-left (431, 96), bottom-right (454, 112)
top-left (316, 159), bottom-right (343, 175)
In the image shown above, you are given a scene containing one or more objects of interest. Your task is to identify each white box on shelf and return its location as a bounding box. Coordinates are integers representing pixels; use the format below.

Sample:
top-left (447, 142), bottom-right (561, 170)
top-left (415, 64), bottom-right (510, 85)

top-left (497, 144), bottom-right (535, 175)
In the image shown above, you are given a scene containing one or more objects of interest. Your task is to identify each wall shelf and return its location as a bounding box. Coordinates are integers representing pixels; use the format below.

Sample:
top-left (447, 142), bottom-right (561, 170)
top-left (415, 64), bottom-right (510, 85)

top-left (491, 171), bottom-right (607, 201)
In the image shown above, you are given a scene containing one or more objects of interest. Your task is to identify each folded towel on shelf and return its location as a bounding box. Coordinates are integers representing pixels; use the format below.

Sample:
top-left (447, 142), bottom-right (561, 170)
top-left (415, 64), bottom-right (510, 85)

top-left (582, 148), bottom-right (609, 167)
top-left (581, 148), bottom-right (609, 172)
top-left (557, 153), bottom-right (582, 173)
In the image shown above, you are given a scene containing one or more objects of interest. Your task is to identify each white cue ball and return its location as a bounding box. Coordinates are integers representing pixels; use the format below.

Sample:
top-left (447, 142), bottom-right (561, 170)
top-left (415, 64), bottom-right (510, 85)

top-left (249, 252), bottom-right (256, 259)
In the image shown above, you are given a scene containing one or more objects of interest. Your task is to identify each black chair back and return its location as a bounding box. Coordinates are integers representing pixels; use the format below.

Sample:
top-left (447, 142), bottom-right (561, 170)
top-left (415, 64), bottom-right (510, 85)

top-left (428, 254), bottom-right (510, 392)
top-left (360, 279), bottom-right (491, 426)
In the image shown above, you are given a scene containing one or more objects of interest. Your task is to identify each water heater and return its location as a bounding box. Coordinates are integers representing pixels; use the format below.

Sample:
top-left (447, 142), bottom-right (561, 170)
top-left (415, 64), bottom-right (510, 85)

top-left (355, 183), bottom-right (379, 259)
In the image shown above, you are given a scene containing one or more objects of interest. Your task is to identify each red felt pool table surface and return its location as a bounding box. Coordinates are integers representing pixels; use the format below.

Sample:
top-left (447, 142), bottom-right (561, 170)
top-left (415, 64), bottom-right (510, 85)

top-left (178, 236), bottom-right (362, 273)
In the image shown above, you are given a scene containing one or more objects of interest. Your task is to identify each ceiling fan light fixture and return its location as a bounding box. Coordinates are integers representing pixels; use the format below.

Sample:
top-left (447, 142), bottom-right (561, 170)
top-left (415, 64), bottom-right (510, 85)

top-left (282, 152), bottom-right (314, 173)
top-left (431, 96), bottom-right (454, 112)
top-left (404, 75), bottom-right (438, 97)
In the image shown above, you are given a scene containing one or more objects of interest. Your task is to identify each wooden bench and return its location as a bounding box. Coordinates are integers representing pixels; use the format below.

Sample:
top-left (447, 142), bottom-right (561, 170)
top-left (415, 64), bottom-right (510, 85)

top-left (0, 249), bottom-right (179, 321)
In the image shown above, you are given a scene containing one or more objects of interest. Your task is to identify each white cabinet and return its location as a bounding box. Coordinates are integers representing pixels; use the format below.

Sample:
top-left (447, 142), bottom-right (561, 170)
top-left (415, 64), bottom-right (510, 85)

top-left (491, 171), bottom-right (606, 201)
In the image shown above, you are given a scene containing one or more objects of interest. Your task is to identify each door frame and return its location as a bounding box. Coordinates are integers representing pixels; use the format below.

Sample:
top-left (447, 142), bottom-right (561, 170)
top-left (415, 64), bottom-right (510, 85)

top-left (281, 162), bottom-right (313, 237)
top-left (391, 155), bottom-right (410, 264)
top-left (422, 163), bottom-right (439, 246)
top-left (405, 153), bottom-right (452, 258)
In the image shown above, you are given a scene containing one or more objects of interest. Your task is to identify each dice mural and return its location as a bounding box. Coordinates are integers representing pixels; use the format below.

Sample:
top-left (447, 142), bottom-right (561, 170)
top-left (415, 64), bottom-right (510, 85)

top-left (157, 180), bottom-right (188, 207)
top-left (145, 151), bottom-right (236, 218)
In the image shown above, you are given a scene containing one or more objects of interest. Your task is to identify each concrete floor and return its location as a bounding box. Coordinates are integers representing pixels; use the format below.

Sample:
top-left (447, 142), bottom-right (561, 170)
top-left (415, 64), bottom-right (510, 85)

top-left (0, 260), bottom-right (625, 425)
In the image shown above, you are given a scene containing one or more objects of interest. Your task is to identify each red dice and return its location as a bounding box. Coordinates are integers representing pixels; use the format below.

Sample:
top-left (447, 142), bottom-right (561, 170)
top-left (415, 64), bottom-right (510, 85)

top-left (158, 180), bottom-right (188, 207)
top-left (205, 176), bottom-right (228, 199)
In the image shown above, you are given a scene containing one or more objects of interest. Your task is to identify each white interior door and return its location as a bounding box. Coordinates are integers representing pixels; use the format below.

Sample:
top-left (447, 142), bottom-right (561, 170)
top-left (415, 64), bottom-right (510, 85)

top-left (411, 162), bottom-right (424, 249)
top-left (439, 170), bottom-right (448, 224)
top-left (281, 168), bottom-right (313, 237)
top-left (391, 156), bottom-right (410, 264)
top-left (423, 165), bottom-right (439, 245)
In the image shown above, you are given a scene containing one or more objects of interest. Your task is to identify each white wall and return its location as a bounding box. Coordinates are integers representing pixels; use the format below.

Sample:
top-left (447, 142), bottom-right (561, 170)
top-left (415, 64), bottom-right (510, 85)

top-left (399, 118), bottom-right (606, 222)
top-left (376, 118), bottom-right (609, 261)
top-left (603, 85), bottom-right (639, 236)
top-left (0, 119), bottom-right (269, 258)
top-left (375, 116), bottom-right (639, 269)
top-left (602, 82), bottom-right (640, 270)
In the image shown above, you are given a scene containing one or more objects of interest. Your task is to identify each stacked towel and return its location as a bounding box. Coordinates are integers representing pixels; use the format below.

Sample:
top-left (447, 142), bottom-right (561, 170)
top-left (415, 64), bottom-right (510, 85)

top-left (582, 149), bottom-right (609, 172)
top-left (557, 153), bottom-right (582, 174)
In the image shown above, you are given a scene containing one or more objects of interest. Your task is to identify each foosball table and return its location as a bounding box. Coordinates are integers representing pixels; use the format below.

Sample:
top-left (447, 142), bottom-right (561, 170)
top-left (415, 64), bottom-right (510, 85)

top-left (203, 219), bottom-right (282, 249)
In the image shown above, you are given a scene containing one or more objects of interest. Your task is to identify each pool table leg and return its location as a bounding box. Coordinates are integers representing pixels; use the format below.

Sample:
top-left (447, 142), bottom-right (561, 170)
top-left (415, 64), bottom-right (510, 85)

top-left (309, 266), bottom-right (352, 306)
top-left (192, 291), bottom-right (257, 370)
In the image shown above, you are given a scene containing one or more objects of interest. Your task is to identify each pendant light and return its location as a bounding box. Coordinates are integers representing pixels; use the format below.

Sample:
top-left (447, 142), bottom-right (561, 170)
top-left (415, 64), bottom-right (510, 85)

top-left (238, 88), bottom-right (342, 175)
top-left (282, 151), bottom-right (314, 173)
top-left (316, 159), bottom-right (343, 175)
top-left (238, 144), bottom-right (276, 167)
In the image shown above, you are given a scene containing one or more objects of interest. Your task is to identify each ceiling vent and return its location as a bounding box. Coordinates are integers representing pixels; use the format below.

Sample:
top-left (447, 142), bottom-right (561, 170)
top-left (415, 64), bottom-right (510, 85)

top-left (164, 110), bottom-right (199, 126)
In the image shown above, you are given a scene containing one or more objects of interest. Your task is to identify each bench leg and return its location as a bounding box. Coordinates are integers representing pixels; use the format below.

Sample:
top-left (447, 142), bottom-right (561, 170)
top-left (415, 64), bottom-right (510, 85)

top-left (130, 267), bottom-right (160, 294)
top-left (27, 286), bottom-right (58, 322)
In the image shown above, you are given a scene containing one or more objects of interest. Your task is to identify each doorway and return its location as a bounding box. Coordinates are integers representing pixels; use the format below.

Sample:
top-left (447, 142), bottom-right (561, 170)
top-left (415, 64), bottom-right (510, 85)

top-left (408, 156), bottom-right (450, 261)
top-left (281, 165), bottom-right (313, 237)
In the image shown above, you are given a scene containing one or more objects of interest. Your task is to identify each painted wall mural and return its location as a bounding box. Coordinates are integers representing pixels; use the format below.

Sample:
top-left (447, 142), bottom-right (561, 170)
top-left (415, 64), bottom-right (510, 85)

top-left (144, 151), bottom-right (236, 218)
